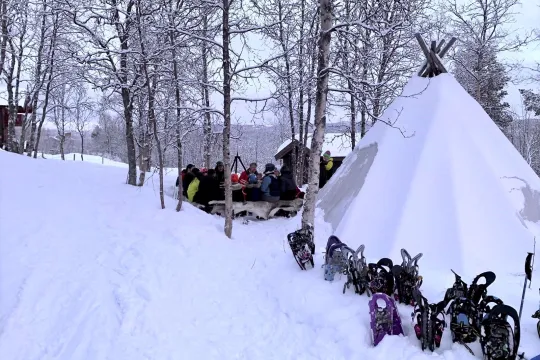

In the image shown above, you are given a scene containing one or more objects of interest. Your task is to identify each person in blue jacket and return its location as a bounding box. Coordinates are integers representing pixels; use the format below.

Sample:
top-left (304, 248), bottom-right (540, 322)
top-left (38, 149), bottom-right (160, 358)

top-left (260, 163), bottom-right (280, 202)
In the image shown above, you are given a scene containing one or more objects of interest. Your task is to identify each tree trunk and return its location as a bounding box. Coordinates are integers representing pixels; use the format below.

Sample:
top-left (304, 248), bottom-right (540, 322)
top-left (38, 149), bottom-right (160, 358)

top-left (115, 2), bottom-right (137, 186)
top-left (122, 88), bottom-right (137, 185)
top-left (202, 13), bottom-right (212, 168)
top-left (14, 13), bottom-right (27, 154)
top-left (343, 0), bottom-right (356, 149)
top-left (302, 14), bottom-right (319, 184)
top-left (150, 79), bottom-right (164, 208)
top-left (137, 97), bottom-right (151, 187)
top-left (175, 124), bottom-right (184, 212)
top-left (6, 47), bottom-right (16, 152)
top-left (277, 0), bottom-right (297, 179)
top-left (301, 0), bottom-right (332, 232)
top-left (296, 0), bottom-right (306, 184)
top-left (33, 13), bottom-right (58, 158)
top-left (222, 0), bottom-right (233, 238)
top-left (80, 134), bottom-right (84, 160)
top-left (0, 0), bottom-right (9, 78)
top-left (136, 0), bottom-right (164, 207)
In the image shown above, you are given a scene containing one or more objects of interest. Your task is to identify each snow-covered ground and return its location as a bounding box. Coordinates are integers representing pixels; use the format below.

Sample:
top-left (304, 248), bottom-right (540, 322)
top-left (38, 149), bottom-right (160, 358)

top-left (1, 147), bottom-right (540, 359)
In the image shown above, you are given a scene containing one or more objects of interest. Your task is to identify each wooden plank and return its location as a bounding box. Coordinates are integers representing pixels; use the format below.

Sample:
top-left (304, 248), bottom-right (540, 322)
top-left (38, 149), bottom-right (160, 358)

top-left (439, 37), bottom-right (457, 59)
top-left (417, 60), bottom-right (428, 76)
top-left (415, 34), bottom-right (438, 77)
top-left (430, 50), bottom-right (448, 73)
top-left (414, 33), bottom-right (431, 59)
top-left (430, 40), bottom-right (437, 52)
top-left (435, 39), bottom-right (446, 53)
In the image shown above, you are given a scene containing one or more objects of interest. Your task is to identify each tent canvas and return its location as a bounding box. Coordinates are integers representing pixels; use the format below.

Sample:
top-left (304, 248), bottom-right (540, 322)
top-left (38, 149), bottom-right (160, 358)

top-left (317, 73), bottom-right (540, 277)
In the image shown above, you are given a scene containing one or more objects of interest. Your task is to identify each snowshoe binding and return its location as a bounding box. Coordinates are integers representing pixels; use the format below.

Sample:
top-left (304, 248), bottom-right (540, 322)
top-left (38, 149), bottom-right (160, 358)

top-left (447, 296), bottom-right (480, 345)
top-left (323, 236), bottom-right (350, 281)
top-left (469, 271), bottom-right (497, 305)
top-left (480, 304), bottom-right (521, 360)
top-left (369, 293), bottom-right (404, 346)
top-left (368, 258), bottom-right (395, 296)
top-left (479, 296), bottom-right (505, 326)
top-left (412, 289), bottom-right (446, 351)
top-left (393, 249), bottom-right (423, 305)
top-left (342, 244), bottom-right (370, 295)
top-left (287, 227), bottom-right (315, 270)
top-left (444, 269), bottom-right (469, 305)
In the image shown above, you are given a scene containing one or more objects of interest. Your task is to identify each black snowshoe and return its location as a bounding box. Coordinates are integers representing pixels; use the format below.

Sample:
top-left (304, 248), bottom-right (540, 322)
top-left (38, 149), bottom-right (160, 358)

top-left (447, 296), bottom-right (481, 345)
top-left (480, 304), bottom-right (521, 360)
top-left (531, 288), bottom-right (540, 338)
top-left (323, 235), bottom-right (350, 281)
top-left (342, 244), bottom-right (370, 295)
top-left (393, 249), bottom-right (423, 305)
top-left (368, 258), bottom-right (395, 296)
top-left (412, 289), bottom-right (446, 352)
top-left (287, 227), bottom-right (315, 270)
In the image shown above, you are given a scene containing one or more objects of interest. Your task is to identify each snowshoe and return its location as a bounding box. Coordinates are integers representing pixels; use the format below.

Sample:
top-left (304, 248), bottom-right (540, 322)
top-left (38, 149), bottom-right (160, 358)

top-left (532, 288), bottom-right (540, 338)
top-left (532, 309), bottom-right (540, 338)
top-left (412, 289), bottom-right (446, 351)
top-left (322, 235), bottom-right (350, 281)
top-left (469, 271), bottom-right (496, 305)
top-left (287, 227), bottom-right (315, 270)
top-left (444, 269), bottom-right (469, 305)
top-left (368, 258), bottom-right (395, 296)
top-left (393, 249), bottom-right (423, 305)
top-left (447, 296), bottom-right (480, 344)
top-left (479, 296), bottom-right (505, 325)
top-left (343, 244), bottom-right (370, 295)
top-left (480, 304), bottom-right (520, 360)
top-left (369, 293), bottom-right (404, 346)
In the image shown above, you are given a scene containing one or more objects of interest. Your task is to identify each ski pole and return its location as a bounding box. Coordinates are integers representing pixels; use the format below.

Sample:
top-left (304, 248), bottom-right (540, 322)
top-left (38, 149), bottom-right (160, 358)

top-left (519, 252), bottom-right (534, 321)
top-left (531, 237), bottom-right (536, 289)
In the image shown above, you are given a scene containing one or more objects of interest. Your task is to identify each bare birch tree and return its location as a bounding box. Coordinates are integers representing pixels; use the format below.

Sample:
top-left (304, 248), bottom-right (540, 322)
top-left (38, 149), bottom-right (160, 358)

top-left (301, 0), bottom-right (333, 231)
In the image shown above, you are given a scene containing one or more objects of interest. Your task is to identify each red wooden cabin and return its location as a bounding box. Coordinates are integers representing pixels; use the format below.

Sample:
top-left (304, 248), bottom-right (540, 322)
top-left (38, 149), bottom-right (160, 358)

top-left (0, 105), bottom-right (32, 148)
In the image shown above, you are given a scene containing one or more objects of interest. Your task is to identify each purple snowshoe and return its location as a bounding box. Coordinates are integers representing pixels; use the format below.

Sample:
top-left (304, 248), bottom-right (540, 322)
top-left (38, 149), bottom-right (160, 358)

top-left (369, 293), bottom-right (404, 346)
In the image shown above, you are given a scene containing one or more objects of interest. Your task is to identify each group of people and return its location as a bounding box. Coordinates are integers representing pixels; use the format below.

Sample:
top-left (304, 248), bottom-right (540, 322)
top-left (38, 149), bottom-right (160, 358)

top-left (176, 160), bottom-right (305, 212)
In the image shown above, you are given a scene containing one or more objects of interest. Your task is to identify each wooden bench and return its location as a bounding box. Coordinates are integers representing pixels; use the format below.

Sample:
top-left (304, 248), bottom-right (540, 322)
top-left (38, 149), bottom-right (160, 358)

top-left (208, 198), bottom-right (303, 220)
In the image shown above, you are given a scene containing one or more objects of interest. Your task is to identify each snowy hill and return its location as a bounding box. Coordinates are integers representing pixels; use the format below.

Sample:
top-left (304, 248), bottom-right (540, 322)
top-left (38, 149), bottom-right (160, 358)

top-left (1, 148), bottom-right (540, 359)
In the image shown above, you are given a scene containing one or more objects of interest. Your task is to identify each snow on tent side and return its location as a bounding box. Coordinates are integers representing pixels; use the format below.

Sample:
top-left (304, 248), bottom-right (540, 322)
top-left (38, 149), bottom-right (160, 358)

top-left (317, 74), bottom-right (540, 278)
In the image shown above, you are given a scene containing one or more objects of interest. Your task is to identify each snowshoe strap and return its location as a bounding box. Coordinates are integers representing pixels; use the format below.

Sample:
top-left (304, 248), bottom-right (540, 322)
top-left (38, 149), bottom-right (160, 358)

top-left (469, 271), bottom-right (496, 305)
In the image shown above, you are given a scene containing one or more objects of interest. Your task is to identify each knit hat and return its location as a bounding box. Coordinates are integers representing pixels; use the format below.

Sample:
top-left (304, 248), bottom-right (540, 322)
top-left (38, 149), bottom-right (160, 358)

top-left (264, 163), bottom-right (276, 173)
top-left (216, 161), bottom-right (224, 166)
top-left (323, 151), bottom-right (331, 159)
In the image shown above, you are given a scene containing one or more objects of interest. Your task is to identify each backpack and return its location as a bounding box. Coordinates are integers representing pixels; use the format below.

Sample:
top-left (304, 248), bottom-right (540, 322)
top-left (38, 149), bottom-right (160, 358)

top-left (266, 175), bottom-right (280, 197)
top-left (248, 173), bottom-right (258, 184)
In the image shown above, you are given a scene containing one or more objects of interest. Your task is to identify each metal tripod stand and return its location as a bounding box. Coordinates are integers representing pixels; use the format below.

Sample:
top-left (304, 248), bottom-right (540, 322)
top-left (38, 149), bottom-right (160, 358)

top-left (231, 152), bottom-right (247, 174)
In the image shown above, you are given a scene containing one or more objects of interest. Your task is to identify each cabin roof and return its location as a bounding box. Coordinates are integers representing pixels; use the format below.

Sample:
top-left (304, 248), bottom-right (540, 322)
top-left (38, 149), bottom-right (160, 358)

top-left (275, 133), bottom-right (358, 160)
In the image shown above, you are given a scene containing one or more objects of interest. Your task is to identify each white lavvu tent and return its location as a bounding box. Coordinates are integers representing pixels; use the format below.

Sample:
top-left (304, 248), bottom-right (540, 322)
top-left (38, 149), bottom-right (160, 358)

top-left (317, 73), bottom-right (540, 278)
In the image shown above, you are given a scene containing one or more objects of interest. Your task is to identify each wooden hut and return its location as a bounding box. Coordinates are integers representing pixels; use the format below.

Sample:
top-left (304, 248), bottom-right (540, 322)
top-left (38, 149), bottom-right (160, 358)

top-left (274, 133), bottom-right (358, 183)
top-left (0, 104), bottom-right (33, 149)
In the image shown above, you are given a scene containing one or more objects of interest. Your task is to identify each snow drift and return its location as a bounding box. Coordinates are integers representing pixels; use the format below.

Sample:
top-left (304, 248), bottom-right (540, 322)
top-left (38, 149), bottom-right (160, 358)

top-left (318, 74), bottom-right (540, 278)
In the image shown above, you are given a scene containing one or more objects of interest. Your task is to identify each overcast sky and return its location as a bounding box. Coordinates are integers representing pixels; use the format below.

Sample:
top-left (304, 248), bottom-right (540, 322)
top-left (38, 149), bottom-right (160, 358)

top-left (4, 1), bottom-right (540, 129)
